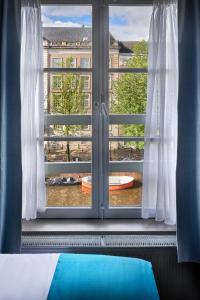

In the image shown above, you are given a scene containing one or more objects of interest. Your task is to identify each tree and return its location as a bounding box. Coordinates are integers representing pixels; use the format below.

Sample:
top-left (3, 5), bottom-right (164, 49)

top-left (52, 57), bottom-right (86, 161)
top-left (111, 40), bottom-right (148, 150)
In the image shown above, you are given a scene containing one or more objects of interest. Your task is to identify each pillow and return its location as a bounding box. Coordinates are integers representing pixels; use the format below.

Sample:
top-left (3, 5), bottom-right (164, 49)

top-left (48, 253), bottom-right (160, 300)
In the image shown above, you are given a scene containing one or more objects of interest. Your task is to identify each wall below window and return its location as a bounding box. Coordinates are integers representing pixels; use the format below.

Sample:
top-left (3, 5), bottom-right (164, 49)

top-left (22, 219), bottom-right (176, 233)
top-left (21, 219), bottom-right (200, 300)
top-left (21, 241), bottom-right (200, 300)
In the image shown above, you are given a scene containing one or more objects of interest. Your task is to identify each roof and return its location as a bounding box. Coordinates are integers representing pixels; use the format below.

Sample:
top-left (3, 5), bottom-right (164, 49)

top-left (43, 27), bottom-right (137, 53)
top-left (43, 27), bottom-right (117, 46)
top-left (43, 27), bottom-right (92, 42)
top-left (118, 41), bottom-right (139, 54)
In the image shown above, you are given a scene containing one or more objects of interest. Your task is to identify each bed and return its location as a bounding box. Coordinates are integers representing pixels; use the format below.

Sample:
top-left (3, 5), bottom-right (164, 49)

top-left (0, 253), bottom-right (159, 300)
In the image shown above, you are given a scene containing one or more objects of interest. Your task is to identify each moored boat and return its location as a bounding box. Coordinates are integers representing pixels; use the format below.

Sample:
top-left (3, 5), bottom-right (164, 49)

top-left (46, 176), bottom-right (81, 186)
top-left (82, 175), bottom-right (134, 191)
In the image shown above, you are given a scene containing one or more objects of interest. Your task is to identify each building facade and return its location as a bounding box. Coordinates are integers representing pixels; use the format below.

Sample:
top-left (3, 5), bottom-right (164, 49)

top-left (43, 27), bottom-right (135, 157)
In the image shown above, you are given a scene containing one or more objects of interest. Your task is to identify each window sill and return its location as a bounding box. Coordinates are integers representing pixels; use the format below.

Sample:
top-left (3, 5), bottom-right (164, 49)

top-left (22, 219), bottom-right (176, 234)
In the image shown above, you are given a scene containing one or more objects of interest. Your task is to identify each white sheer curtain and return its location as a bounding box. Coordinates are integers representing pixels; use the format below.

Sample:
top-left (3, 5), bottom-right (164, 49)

top-left (21, 0), bottom-right (46, 220)
top-left (142, 0), bottom-right (178, 225)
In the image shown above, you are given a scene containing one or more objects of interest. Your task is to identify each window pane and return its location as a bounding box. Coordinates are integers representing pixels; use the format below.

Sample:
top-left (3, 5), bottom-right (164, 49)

top-left (109, 124), bottom-right (144, 161)
top-left (109, 72), bottom-right (147, 114)
top-left (44, 141), bottom-right (92, 162)
top-left (46, 172), bottom-right (92, 207)
top-left (42, 5), bottom-right (92, 69)
top-left (108, 171), bottom-right (142, 208)
top-left (109, 142), bottom-right (144, 161)
top-left (45, 137), bottom-right (92, 207)
top-left (109, 6), bottom-right (151, 68)
top-left (41, 3), bottom-right (93, 213)
top-left (44, 73), bottom-right (92, 115)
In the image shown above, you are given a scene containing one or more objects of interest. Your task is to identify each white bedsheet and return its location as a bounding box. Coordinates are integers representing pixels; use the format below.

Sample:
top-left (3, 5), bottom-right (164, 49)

top-left (0, 254), bottom-right (59, 300)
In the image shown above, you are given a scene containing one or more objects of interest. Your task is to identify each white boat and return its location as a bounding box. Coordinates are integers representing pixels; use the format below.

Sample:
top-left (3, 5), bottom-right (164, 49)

top-left (82, 176), bottom-right (134, 191)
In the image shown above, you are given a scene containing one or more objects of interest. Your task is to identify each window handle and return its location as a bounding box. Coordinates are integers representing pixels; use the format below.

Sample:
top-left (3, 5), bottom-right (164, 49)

top-left (101, 102), bottom-right (108, 118)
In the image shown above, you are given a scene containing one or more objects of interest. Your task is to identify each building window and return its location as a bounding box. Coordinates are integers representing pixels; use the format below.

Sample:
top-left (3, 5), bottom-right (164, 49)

top-left (52, 75), bottom-right (62, 89)
top-left (80, 57), bottom-right (90, 68)
top-left (66, 57), bottom-right (76, 68)
top-left (81, 75), bottom-right (90, 90)
top-left (83, 94), bottom-right (90, 108)
top-left (71, 57), bottom-right (76, 68)
top-left (52, 58), bottom-right (62, 68)
top-left (119, 55), bottom-right (132, 67)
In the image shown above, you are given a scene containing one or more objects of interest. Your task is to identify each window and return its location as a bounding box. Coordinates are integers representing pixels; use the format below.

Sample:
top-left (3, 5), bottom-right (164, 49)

top-left (71, 58), bottom-right (76, 68)
top-left (52, 58), bottom-right (62, 68)
top-left (52, 75), bottom-right (62, 89)
top-left (81, 75), bottom-right (90, 90)
top-left (119, 55), bottom-right (132, 67)
top-left (83, 94), bottom-right (90, 108)
top-left (41, 1), bottom-right (152, 219)
top-left (80, 57), bottom-right (90, 68)
top-left (66, 57), bottom-right (76, 68)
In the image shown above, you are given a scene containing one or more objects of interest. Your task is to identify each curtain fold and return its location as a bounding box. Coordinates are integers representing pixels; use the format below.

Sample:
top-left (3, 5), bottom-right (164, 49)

top-left (177, 0), bottom-right (200, 262)
top-left (142, 0), bottom-right (178, 225)
top-left (0, 0), bottom-right (22, 253)
top-left (21, 0), bottom-right (46, 220)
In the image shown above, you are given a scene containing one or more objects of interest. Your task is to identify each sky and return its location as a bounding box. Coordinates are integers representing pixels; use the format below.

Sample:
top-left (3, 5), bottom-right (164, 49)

top-left (41, 5), bottom-right (152, 41)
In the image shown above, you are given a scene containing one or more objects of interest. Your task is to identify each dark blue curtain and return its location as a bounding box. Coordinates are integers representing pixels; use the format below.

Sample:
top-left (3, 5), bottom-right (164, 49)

top-left (0, 0), bottom-right (22, 253)
top-left (177, 0), bottom-right (200, 262)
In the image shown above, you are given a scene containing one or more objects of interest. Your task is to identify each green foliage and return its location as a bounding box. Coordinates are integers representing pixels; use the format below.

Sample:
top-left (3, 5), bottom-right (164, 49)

top-left (53, 74), bottom-right (85, 130)
top-left (111, 40), bottom-right (148, 149)
top-left (52, 57), bottom-right (86, 136)
top-left (51, 57), bottom-right (86, 160)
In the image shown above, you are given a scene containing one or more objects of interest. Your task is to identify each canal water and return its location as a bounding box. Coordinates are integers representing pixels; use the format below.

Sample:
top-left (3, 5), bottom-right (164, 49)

top-left (47, 172), bottom-right (142, 208)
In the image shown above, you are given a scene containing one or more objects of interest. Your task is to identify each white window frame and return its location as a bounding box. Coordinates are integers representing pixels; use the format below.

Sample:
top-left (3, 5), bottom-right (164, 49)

top-left (40, 0), bottom-right (153, 219)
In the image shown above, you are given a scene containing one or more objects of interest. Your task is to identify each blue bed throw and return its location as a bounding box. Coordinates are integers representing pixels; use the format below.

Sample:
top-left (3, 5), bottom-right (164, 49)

top-left (48, 253), bottom-right (160, 300)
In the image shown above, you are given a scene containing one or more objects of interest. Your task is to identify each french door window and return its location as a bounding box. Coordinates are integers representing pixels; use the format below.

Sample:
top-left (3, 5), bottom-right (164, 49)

top-left (40, 0), bottom-right (152, 218)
